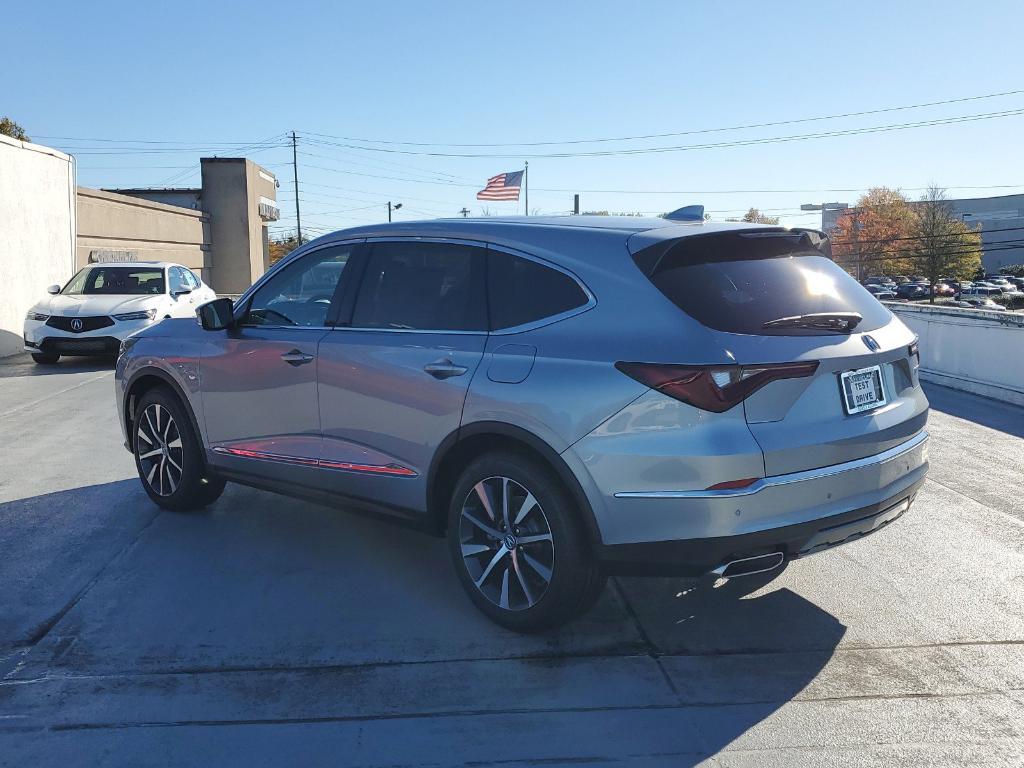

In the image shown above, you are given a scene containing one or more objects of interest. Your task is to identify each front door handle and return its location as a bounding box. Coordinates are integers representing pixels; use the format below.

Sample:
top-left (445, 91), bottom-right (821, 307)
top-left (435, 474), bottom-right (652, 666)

top-left (281, 349), bottom-right (315, 366)
top-left (423, 359), bottom-right (468, 379)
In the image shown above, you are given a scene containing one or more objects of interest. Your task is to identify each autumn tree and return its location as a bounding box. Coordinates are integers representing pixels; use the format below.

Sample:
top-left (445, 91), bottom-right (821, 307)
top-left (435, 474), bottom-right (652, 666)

top-left (268, 233), bottom-right (309, 266)
top-left (831, 188), bottom-right (913, 280)
top-left (741, 207), bottom-right (780, 225)
top-left (907, 185), bottom-right (982, 302)
top-left (0, 117), bottom-right (30, 141)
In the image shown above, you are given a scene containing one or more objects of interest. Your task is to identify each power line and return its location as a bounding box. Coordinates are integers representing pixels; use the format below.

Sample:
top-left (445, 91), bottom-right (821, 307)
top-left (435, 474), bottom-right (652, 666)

top-left (298, 88), bottom-right (1024, 148)
top-left (302, 107), bottom-right (1024, 159)
top-left (830, 224), bottom-right (1024, 248)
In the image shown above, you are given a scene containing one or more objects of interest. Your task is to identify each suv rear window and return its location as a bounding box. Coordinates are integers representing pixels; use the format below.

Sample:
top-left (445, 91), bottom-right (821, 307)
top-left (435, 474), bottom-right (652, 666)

top-left (636, 231), bottom-right (892, 335)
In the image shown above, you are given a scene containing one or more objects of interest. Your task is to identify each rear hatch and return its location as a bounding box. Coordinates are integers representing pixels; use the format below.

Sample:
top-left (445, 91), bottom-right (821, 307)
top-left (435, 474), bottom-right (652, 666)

top-left (631, 229), bottom-right (928, 476)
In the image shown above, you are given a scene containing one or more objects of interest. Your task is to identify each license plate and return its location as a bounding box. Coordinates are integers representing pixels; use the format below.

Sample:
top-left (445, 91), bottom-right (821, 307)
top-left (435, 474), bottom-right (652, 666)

top-left (840, 365), bottom-right (886, 415)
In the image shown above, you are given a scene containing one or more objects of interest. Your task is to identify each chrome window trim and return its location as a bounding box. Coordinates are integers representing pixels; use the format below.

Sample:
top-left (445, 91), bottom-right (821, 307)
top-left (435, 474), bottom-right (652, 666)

top-left (614, 431), bottom-right (929, 499)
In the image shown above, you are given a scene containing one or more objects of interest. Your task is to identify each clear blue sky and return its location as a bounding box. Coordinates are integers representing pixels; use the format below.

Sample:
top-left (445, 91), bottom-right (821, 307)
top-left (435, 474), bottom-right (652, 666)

top-left (6, 0), bottom-right (1023, 236)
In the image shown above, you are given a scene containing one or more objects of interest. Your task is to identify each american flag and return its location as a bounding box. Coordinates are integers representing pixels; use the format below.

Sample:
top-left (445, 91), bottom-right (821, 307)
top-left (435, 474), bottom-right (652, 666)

top-left (476, 170), bottom-right (523, 201)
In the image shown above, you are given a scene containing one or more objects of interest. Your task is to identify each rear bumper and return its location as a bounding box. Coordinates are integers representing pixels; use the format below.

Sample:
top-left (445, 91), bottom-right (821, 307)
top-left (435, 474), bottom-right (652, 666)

top-left (598, 475), bottom-right (924, 576)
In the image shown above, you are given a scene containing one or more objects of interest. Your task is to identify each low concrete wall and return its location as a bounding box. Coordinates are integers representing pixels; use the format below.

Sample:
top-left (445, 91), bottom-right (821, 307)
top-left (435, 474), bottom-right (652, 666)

top-left (77, 188), bottom-right (210, 280)
top-left (0, 135), bottom-right (76, 357)
top-left (886, 303), bottom-right (1024, 406)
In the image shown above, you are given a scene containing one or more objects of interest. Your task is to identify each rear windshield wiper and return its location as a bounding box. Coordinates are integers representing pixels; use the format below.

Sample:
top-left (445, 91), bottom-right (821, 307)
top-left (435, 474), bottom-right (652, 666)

top-left (762, 312), bottom-right (863, 332)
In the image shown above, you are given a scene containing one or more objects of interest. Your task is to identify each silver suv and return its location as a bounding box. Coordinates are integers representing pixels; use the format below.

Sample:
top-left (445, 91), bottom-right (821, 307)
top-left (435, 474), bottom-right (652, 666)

top-left (115, 216), bottom-right (929, 631)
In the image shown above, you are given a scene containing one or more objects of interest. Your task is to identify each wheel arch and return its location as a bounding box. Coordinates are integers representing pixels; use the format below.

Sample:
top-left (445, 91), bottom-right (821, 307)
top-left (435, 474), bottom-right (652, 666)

top-left (124, 367), bottom-right (206, 459)
top-left (427, 421), bottom-right (602, 547)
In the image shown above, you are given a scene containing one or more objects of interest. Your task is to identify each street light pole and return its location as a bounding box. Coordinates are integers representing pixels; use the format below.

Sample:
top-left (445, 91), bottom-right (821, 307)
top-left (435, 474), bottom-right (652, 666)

top-left (387, 201), bottom-right (402, 222)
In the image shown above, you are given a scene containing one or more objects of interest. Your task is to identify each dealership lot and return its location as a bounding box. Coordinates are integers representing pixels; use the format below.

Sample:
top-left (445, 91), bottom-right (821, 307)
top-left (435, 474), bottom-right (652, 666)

top-left (1, 355), bottom-right (1023, 767)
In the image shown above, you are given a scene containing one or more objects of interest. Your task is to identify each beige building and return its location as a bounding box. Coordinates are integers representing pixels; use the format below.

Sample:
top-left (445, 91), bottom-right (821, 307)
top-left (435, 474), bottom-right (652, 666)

top-left (78, 157), bottom-right (280, 294)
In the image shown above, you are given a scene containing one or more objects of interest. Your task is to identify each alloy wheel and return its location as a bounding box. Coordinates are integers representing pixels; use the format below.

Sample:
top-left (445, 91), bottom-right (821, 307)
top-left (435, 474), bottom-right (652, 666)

top-left (458, 475), bottom-right (555, 611)
top-left (136, 403), bottom-right (184, 497)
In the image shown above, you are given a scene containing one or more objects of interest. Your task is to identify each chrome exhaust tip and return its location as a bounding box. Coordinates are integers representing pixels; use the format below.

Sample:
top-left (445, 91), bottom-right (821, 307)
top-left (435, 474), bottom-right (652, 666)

top-left (709, 551), bottom-right (785, 580)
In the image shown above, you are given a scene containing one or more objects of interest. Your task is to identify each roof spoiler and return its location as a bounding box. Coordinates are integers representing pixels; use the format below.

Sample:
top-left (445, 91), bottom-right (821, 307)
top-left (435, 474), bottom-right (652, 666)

top-left (663, 205), bottom-right (705, 222)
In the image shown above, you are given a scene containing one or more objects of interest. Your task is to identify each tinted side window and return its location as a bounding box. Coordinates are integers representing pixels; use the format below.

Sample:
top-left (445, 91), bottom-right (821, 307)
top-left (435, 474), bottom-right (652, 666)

top-left (487, 250), bottom-right (588, 330)
top-left (352, 242), bottom-right (486, 331)
top-left (243, 246), bottom-right (352, 327)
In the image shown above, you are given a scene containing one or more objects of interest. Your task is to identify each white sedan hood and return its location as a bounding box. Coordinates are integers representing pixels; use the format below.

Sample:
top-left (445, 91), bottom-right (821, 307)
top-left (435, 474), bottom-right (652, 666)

top-left (40, 294), bottom-right (162, 316)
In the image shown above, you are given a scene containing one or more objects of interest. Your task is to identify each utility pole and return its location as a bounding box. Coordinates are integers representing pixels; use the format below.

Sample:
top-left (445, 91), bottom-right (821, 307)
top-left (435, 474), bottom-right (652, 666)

top-left (573, 194), bottom-right (580, 215)
top-left (852, 208), bottom-right (863, 282)
top-left (459, 207), bottom-right (470, 218)
top-left (388, 201), bottom-right (402, 222)
top-left (290, 131), bottom-right (302, 242)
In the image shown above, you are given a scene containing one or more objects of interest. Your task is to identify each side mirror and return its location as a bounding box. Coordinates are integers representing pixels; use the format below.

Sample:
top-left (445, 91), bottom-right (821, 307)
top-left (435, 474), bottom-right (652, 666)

top-left (171, 288), bottom-right (192, 298)
top-left (196, 297), bottom-right (236, 331)
top-left (47, 284), bottom-right (61, 295)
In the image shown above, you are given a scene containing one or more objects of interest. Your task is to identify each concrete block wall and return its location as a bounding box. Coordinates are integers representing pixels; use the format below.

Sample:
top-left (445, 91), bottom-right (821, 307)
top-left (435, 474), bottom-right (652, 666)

top-left (887, 303), bottom-right (1024, 406)
top-left (0, 135), bottom-right (76, 357)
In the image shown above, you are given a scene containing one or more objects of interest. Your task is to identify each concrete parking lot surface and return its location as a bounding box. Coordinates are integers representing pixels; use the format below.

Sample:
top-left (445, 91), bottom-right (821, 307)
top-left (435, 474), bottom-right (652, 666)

top-left (1, 354), bottom-right (1023, 766)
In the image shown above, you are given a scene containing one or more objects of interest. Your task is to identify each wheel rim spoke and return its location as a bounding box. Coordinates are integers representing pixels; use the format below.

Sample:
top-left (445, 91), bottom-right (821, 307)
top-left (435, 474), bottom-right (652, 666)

top-left (513, 492), bottom-right (538, 526)
top-left (521, 551), bottom-right (552, 584)
top-left (167, 437), bottom-right (182, 449)
top-left (138, 448), bottom-right (162, 460)
top-left (517, 532), bottom-right (552, 546)
top-left (498, 567), bottom-right (511, 609)
top-left (461, 543), bottom-right (492, 558)
top-left (473, 481), bottom-right (497, 522)
top-left (474, 545), bottom-right (509, 587)
top-left (461, 510), bottom-right (502, 541)
top-left (511, 550), bottom-right (536, 607)
top-left (459, 474), bottom-right (554, 612)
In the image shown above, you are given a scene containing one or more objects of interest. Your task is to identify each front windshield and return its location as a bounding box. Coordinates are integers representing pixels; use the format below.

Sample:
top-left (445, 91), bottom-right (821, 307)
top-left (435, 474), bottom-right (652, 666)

top-left (62, 266), bottom-right (166, 296)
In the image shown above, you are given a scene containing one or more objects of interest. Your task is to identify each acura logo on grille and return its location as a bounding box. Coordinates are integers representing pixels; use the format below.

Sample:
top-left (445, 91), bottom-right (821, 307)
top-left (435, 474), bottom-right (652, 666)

top-left (70, 318), bottom-right (84, 332)
top-left (862, 334), bottom-right (880, 352)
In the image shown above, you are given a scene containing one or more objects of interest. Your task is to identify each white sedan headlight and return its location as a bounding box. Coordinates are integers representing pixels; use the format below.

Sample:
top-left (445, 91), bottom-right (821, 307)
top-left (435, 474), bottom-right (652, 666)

top-left (26, 310), bottom-right (49, 321)
top-left (113, 308), bottom-right (157, 321)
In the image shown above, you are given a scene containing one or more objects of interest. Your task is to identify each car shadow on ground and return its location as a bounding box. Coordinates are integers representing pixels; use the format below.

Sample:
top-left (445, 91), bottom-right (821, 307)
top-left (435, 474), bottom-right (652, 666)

top-left (1, 479), bottom-right (845, 764)
top-left (0, 351), bottom-right (116, 379)
top-left (923, 381), bottom-right (1024, 438)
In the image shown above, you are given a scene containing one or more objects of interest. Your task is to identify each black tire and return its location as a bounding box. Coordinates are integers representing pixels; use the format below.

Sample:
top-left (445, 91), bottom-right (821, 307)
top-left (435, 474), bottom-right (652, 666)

top-left (31, 352), bottom-right (59, 364)
top-left (447, 452), bottom-right (605, 633)
top-left (132, 387), bottom-right (226, 511)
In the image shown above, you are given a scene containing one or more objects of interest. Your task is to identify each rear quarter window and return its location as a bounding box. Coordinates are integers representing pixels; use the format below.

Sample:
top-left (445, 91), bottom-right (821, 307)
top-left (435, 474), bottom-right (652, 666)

top-left (487, 250), bottom-right (589, 330)
top-left (637, 231), bottom-right (892, 335)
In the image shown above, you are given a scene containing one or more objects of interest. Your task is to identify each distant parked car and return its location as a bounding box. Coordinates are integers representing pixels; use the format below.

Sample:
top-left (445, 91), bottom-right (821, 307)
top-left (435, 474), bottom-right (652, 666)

top-left (956, 297), bottom-right (1008, 311)
top-left (23, 262), bottom-right (216, 364)
top-left (867, 287), bottom-right (898, 300)
top-left (931, 283), bottom-right (955, 297)
top-left (960, 286), bottom-right (1004, 299)
top-left (1007, 276), bottom-right (1024, 290)
top-left (896, 283), bottom-right (928, 300)
top-left (943, 279), bottom-right (971, 293)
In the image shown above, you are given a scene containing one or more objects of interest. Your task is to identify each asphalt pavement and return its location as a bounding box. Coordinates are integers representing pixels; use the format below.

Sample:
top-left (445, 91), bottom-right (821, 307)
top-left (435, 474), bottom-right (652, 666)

top-left (1, 353), bottom-right (1023, 767)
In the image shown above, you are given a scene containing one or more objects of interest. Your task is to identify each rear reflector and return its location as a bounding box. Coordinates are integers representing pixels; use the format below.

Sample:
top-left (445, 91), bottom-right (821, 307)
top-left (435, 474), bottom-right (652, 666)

top-left (706, 477), bottom-right (760, 491)
top-left (615, 360), bottom-right (819, 413)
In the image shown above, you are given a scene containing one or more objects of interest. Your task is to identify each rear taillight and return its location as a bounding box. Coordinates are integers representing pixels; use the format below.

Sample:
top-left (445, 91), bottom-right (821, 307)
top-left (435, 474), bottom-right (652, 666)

top-left (615, 360), bottom-right (819, 413)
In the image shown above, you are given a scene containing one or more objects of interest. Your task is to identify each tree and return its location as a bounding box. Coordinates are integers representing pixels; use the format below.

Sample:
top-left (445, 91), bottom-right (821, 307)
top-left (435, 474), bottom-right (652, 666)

top-left (907, 185), bottom-right (982, 302)
top-left (831, 187), bottom-right (913, 280)
top-left (0, 117), bottom-right (30, 142)
top-left (741, 207), bottom-right (780, 225)
top-left (268, 233), bottom-right (309, 266)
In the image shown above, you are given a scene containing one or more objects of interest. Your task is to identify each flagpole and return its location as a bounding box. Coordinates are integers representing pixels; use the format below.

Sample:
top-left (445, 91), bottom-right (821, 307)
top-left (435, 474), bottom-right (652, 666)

top-left (524, 161), bottom-right (529, 216)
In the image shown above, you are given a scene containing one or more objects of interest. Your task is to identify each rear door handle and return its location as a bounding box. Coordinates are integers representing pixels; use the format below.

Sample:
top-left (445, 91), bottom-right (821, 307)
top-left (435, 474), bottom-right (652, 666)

top-left (423, 360), bottom-right (468, 379)
top-left (281, 349), bottom-right (315, 366)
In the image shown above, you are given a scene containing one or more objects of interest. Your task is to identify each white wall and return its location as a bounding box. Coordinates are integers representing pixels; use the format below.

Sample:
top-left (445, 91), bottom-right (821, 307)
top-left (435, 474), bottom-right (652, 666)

top-left (0, 135), bottom-right (76, 357)
top-left (887, 303), bottom-right (1024, 406)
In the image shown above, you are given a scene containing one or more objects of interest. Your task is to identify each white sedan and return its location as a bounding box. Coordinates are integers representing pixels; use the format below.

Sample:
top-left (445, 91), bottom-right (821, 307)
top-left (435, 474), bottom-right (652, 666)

top-left (23, 262), bottom-right (216, 364)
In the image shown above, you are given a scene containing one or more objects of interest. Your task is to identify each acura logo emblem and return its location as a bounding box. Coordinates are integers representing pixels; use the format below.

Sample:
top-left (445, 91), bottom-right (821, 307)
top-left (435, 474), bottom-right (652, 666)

top-left (71, 318), bottom-right (83, 332)
top-left (862, 334), bottom-right (880, 352)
